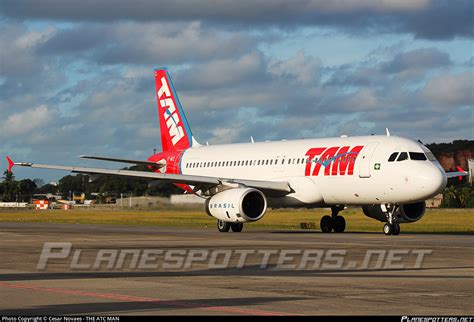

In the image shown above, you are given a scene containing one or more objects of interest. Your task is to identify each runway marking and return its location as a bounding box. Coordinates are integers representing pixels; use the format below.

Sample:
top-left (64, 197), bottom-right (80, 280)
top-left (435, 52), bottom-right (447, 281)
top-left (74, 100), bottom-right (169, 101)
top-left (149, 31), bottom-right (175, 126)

top-left (0, 281), bottom-right (298, 316)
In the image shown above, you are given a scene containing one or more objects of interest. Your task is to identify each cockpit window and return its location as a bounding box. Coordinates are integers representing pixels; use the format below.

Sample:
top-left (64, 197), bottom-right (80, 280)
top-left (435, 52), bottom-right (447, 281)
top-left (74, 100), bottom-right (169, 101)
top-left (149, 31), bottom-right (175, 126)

top-left (388, 152), bottom-right (398, 162)
top-left (409, 152), bottom-right (427, 161)
top-left (397, 152), bottom-right (408, 161)
top-left (425, 151), bottom-right (436, 161)
top-left (420, 145), bottom-right (437, 161)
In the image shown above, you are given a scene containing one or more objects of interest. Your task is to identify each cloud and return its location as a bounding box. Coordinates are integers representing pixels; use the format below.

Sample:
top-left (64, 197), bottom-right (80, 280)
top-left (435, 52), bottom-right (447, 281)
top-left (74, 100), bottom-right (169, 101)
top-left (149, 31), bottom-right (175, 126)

top-left (0, 23), bottom-right (55, 77)
top-left (0, 5), bottom-right (472, 182)
top-left (176, 51), bottom-right (266, 90)
top-left (37, 22), bottom-right (256, 65)
top-left (326, 47), bottom-right (452, 88)
top-left (0, 105), bottom-right (54, 136)
top-left (422, 72), bottom-right (474, 107)
top-left (268, 51), bottom-right (321, 85)
top-left (1, 0), bottom-right (472, 40)
top-left (382, 47), bottom-right (451, 74)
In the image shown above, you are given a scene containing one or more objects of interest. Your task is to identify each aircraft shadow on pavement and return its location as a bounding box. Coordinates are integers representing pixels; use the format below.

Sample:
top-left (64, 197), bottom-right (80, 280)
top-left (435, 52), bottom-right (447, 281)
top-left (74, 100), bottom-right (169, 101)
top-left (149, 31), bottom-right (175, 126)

top-left (269, 230), bottom-right (474, 236)
top-left (0, 296), bottom-right (305, 315)
top-left (0, 265), bottom-right (472, 281)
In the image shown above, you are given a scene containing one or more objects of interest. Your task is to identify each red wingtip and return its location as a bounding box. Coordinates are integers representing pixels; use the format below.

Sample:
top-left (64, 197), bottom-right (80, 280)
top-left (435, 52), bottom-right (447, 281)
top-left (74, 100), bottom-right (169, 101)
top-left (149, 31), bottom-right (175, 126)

top-left (456, 166), bottom-right (464, 182)
top-left (6, 156), bottom-right (14, 173)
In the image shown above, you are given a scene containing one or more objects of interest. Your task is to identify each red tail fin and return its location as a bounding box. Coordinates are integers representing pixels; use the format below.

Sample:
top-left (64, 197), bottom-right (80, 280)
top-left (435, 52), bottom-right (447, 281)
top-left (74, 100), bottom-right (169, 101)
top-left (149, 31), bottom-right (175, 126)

top-left (154, 68), bottom-right (197, 152)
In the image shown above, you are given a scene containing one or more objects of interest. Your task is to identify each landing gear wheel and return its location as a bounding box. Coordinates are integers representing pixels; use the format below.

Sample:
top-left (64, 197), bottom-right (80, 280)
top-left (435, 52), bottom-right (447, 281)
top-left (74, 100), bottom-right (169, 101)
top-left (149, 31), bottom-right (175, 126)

top-left (217, 220), bottom-right (231, 232)
top-left (231, 223), bottom-right (244, 232)
top-left (391, 223), bottom-right (400, 235)
top-left (383, 223), bottom-right (392, 235)
top-left (333, 216), bottom-right (346, 233)
top-left (320, 215), bottom-right (333, 233)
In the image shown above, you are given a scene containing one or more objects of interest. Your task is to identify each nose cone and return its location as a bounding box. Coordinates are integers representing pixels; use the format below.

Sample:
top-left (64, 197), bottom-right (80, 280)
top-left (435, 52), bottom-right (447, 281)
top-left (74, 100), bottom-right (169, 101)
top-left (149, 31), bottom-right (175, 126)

top-left (418, 165), bottom-right (447, 199)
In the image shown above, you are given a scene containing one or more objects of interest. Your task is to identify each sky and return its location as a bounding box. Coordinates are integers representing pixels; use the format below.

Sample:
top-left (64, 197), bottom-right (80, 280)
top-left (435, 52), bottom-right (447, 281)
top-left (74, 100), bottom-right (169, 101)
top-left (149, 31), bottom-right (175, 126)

top-left (0, 0), bottom-right (473, 183)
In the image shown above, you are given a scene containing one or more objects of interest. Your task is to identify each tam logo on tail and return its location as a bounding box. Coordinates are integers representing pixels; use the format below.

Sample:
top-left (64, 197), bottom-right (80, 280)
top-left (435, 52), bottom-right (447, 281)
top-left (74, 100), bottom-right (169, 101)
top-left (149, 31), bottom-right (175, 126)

top-left (157, 76), bottom-right (185, 146)
top-left (155, 69), bottom-right (194, 152)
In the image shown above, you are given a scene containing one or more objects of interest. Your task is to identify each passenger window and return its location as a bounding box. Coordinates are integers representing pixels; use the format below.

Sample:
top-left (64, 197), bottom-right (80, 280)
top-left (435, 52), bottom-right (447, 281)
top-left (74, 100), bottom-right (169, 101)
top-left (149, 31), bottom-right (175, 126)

top-left (388, 152), bottom-right (398, 162)
top-left (397, 152), bottom-right (408, 161)
top-left (409, 152), bottom-right (427, 161)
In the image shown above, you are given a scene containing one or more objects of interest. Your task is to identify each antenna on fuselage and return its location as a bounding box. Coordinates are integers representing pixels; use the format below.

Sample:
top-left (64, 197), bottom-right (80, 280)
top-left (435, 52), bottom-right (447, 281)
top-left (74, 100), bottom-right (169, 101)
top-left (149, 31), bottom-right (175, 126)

top-left (385, 128), bottom-right (391, 137)
top-left (250, 136), bottom-right (255, 144)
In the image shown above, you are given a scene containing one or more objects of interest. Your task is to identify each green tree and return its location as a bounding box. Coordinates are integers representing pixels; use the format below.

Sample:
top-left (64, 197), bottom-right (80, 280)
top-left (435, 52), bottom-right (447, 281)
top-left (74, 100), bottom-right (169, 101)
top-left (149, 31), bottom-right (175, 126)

top-left (17, 179), bottom-right (37, 202)
top-left (458, 187), bottom-right (474, 208)
top-left (58, 174), bottom-right (87, 196)
top-left (33, 178), bottom-right (45, 188)
top-left (1, 170), bottom-right (18, 202)
top-left (36, 183), bottom-right (58, 195)
top-left (440, 185), bottom-right (459, 208)
top-left (441, 185), bottom-right (474, 208)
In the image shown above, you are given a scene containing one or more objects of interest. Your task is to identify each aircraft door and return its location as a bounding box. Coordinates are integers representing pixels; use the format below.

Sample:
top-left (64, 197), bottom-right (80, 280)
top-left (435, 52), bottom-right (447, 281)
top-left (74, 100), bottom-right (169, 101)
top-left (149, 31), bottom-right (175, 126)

top-left (359, 142), bottom-right (379, 178)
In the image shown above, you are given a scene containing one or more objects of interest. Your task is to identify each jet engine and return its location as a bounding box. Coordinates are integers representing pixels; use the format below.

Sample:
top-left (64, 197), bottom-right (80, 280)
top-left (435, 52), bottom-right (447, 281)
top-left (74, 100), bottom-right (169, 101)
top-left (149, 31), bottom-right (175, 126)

top-left (362, 201), bottom-right (426, 223)
top-left (205, 188), bottom-right (267, 223)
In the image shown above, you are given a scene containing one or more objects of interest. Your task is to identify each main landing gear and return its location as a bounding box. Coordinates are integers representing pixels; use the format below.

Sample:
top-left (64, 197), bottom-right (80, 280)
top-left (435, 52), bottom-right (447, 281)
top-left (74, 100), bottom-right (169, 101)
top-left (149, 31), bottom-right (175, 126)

top-left (382, 204), bottom-right (400, 236)
top-left (320, 206), bottom-right (346, 233)
top-left (217, 220), bottom-right (243, 233)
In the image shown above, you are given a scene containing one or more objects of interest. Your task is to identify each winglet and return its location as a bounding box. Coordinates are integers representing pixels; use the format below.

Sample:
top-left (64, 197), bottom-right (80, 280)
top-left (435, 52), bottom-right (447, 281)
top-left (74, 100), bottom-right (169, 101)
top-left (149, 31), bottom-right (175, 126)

top-left (456, 166), bottom-right (464, 181)
top-left (6, 156), bottom-right (14, 173)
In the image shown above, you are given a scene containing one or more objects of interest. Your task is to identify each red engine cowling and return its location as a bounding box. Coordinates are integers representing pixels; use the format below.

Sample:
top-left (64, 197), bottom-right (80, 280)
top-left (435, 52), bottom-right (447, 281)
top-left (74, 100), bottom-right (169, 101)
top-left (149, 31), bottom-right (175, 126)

top-left (362, 201), bottom-right (426, 223)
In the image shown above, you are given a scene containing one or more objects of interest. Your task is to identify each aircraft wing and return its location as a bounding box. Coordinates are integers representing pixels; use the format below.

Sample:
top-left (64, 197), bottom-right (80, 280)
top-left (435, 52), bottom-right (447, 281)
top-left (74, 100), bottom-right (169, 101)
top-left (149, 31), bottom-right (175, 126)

top-left (78, 155), bottom-right (164, 168)
top-left (445, 171), bottom-right (469, 179)
top-left (9, 158), bottom-right (292, 195)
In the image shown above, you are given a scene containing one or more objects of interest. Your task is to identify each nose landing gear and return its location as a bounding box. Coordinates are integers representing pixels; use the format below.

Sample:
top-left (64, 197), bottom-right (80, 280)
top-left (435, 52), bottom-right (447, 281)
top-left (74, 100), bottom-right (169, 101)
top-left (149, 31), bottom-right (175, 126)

top-left (383, 222), bottom-right (400, 235)
top-left (382, 204), bottom-right (400, 236)
top-left (320, 206), bottom-right (346, 233)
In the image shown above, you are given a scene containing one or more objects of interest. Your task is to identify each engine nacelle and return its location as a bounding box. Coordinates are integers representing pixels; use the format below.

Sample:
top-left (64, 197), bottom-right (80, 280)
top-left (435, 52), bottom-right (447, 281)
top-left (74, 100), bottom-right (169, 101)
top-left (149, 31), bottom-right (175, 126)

top-left (205, 188), bottom-right (267, 223)
top-left (362, 201), bottom-right (426, 223)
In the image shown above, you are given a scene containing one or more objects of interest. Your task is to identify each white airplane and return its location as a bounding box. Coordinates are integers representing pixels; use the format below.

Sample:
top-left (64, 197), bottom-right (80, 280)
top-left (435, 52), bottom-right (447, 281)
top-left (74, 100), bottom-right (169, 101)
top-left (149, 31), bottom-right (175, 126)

top-left (8, 68), bottom-right (468, 235)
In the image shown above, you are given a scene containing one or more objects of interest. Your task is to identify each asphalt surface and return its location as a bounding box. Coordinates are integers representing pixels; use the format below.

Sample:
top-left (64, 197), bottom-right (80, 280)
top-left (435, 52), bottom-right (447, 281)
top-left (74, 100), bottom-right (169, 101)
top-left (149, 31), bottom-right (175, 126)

top-left (0, 222), bottom-right (472, 315)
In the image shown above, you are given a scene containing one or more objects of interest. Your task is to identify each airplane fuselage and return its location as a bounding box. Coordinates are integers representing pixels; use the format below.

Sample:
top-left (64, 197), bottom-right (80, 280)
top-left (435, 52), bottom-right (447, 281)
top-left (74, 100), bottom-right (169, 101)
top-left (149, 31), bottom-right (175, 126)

top-left (150, 134), bottom-right (447, 208)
